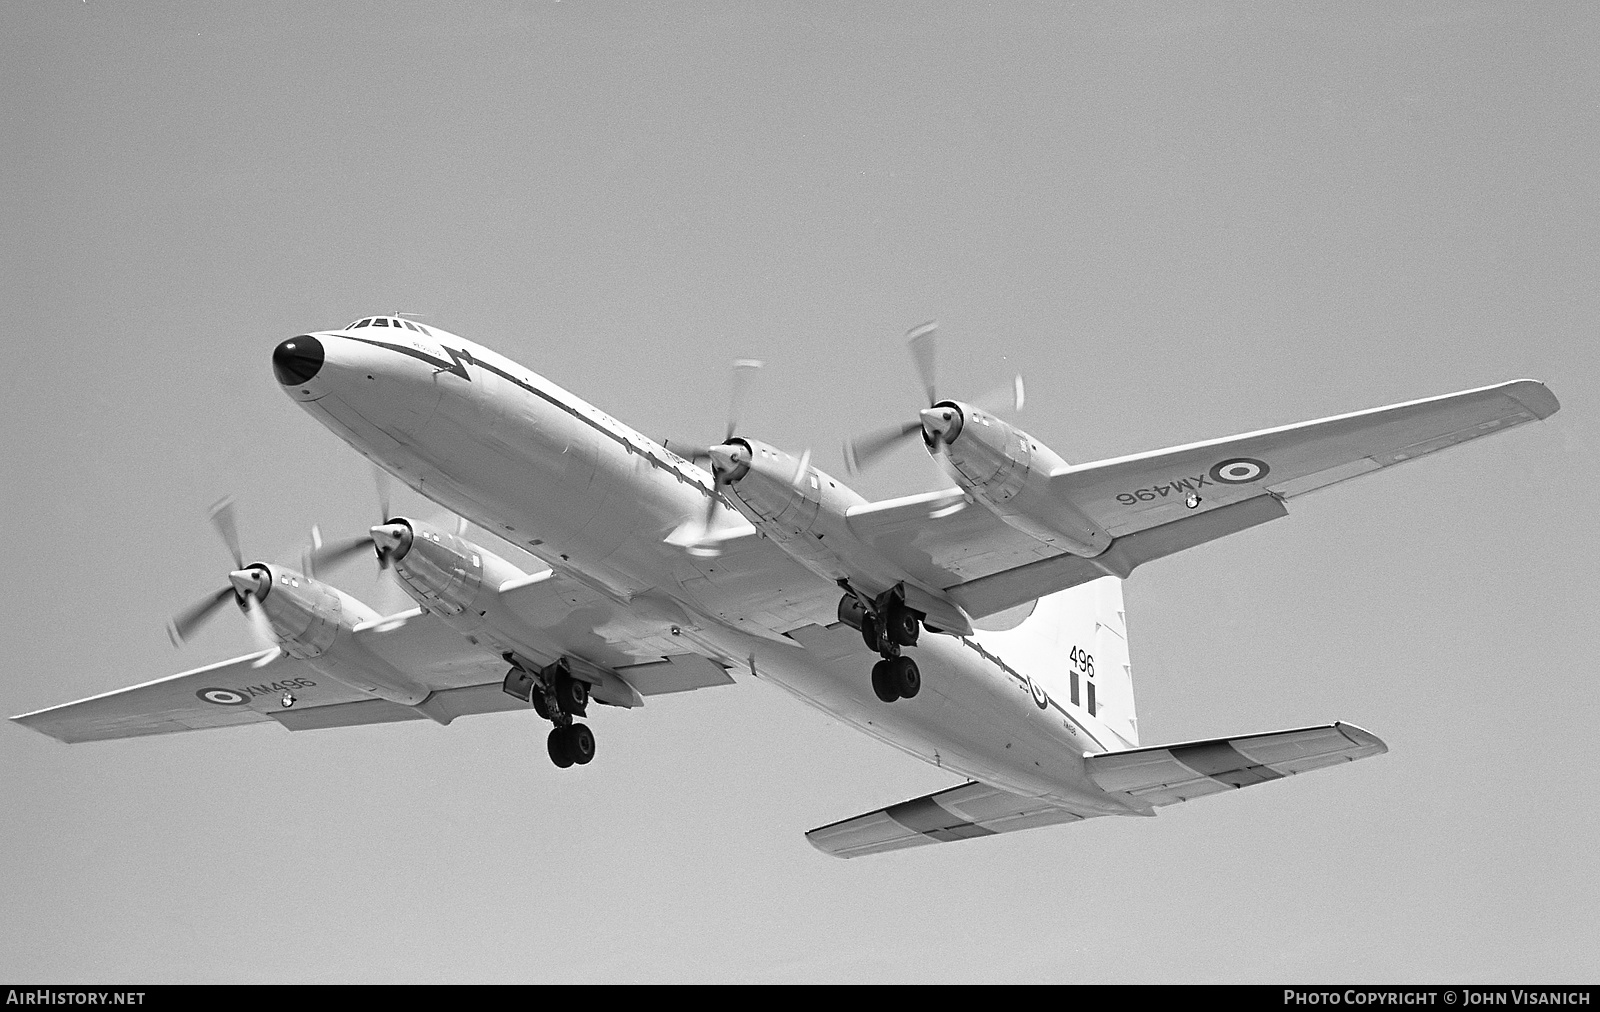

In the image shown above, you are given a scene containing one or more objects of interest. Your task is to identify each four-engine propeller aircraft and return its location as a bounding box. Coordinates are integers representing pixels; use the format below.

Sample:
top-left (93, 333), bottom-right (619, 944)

top-left (12, 317), bottom-right (1559, 856)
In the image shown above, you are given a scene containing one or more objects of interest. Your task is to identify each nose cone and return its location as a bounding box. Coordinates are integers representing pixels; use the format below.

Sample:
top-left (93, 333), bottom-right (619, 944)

top-left (273, 336), bottom-right (324, 386)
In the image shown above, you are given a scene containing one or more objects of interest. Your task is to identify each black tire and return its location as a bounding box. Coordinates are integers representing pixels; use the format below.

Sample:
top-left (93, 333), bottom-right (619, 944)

top-left (547, 726), bottom-right (575, 768)
top-left (887, 605), bottom-right (920, 647)
top-left (556, 674), bottom-right (589, 716)
top-left (567, 723), bottom-right (596, 765)
top-left (893, 656), bottom-right (921, 699)
top-left (870, 659), bottom-right (900, 702)
top-left (530, 691), bottom-right (551, 721)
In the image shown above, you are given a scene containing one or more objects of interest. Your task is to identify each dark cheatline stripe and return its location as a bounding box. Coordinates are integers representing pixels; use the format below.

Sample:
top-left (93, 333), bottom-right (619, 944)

top-left (344, 333), bottom-right (716, 497)
top-left (1169, 739), bottom-right (1285, 788)
top-left (885, 797), bottom-right (995, 842)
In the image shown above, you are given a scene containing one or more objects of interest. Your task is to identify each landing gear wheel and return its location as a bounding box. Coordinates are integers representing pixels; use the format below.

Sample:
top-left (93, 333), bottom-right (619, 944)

top-left (871, 659), bottom-right (900, 703)
top-left (547, 726), bottom-right (575, 768)
top-left (891, 656), bottom-right (921, 699)
top-left (566, 722), bottom-right (596, 765)
top-left (556, 674), bottom-right (589, 716)
top-left (886, 605), bottom-right (920, 647)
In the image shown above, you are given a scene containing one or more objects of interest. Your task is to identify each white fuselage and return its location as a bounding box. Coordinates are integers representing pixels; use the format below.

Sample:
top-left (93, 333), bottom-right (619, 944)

top-left (281, 324), bottom-right (1139, 815)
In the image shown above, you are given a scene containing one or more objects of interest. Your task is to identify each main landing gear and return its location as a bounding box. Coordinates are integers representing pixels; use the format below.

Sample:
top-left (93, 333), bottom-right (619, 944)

top-left (839, 587), bottom-right (922, 704)
top-left (503, 657), bottom-right (595, 768)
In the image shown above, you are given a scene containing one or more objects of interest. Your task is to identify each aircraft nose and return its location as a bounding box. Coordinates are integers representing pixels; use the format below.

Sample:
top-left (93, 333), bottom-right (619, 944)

top-left (273, 336), bottom-right (324, 386)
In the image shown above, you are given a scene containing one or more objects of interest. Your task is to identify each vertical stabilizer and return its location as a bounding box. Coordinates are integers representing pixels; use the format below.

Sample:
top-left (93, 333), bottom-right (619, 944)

top-left (973, 577), bottom-right (1137, 747)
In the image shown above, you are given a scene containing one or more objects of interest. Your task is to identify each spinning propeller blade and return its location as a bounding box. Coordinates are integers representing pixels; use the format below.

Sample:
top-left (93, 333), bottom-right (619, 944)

top-left (843, 321), bottom-right (1024, 474)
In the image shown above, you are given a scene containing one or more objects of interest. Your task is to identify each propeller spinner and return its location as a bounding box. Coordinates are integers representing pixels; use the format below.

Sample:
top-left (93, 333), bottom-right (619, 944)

top-left (666, 359), bottom-right (766, 556)
top-left (843, 321), bottom-right (1024, 473)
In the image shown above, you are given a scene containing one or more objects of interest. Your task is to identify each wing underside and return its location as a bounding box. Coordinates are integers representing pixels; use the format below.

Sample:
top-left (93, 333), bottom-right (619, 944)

top-left (847, 379), bottom-right (1557, 618)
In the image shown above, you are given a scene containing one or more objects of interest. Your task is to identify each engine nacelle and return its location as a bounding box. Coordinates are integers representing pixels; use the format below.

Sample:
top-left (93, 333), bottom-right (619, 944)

top-left (245, 562), bottom-right (347, 660)
top-left (376, 518), bottom-right (524, 627)
top-left (716, 438), bottom-right (870, 581)
top-left (241, 562), bottom-right (431, 705)
top-left (930, 401), bottom-right (1112, 558)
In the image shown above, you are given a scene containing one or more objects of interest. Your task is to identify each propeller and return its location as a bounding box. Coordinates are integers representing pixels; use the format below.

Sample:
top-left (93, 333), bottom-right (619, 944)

top-left (168, 495), bottom-right (377, 648)
top-left (843, 321), bottom-right (1025, 473)
top-left (663, 359), bottom-right (770, 556)
top-left (166, 497), bottom-right (277, 648)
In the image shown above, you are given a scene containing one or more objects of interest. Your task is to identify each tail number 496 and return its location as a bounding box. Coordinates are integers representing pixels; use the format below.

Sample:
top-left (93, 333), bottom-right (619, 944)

top-left (1069, 646), bottom-right (1094, 678)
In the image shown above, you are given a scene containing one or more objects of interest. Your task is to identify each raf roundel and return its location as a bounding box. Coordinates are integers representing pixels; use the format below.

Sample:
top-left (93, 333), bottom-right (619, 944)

top-left (196, 687), bottom-right (250, 706)
top-left (1209, 457), bottom-right (1271, 485)
top-left (1028, 675), bottom-right (1050, 710)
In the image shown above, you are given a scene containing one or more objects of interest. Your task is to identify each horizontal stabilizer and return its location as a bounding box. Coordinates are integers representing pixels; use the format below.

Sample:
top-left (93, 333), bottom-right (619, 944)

top-left (1085, 721), bottom-right (1386, 809)
top-left (806, 781), bottom-right (1094, 859)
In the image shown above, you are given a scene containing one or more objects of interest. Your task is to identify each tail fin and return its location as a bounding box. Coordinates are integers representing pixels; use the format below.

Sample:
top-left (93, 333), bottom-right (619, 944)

top-left (974, 577), bottom-right (1137, 746)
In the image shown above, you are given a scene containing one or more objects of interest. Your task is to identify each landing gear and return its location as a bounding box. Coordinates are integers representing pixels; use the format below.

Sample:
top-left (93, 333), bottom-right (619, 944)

top-left (547, 723), bottom-right (595, 767)
top-left (841, 585), bottom-right (925, 704)
top-left (871, 656), bottom-right (921, 702)
top-left (503, 656), bottom-right (597, 768)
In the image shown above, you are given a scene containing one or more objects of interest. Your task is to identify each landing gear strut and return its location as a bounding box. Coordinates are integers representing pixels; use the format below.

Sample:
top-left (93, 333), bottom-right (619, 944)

top-left (839, 585), bottom-right (922, 703)
top-left (503, 657), bottom-right (596, 768)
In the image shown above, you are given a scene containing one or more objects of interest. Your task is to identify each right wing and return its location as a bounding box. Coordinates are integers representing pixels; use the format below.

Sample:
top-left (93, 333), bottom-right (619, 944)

top-left (10, 650), bottom-right (373, 743)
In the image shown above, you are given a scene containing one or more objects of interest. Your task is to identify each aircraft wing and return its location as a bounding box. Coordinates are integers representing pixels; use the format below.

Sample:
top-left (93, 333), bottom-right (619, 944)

top-left (12, 610), bottom-right (525, 744)
top-left (10, 650), bottom-right (372, 743)
top-left (1084, 722), bottom-right (1387, 808)
top-left (849, 380), bottom-right (1557, 619)
top-left (1049, 378), bottom-right (1557, 536)
top-left (806, 781), bottom-right (1100, 858)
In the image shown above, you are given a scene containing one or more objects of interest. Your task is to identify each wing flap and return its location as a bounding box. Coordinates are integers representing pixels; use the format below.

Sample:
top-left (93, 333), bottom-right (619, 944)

top-left (806, 780), bottom-right (1092, 859)
top-left (271, 681), bottom-right (528, 731)
top-left (1085, 722), bottom-right (1387, 808)
top-left (615, 654), bottom-right (735, 696)
top-left (947, 494), bottom-right (1286, 619)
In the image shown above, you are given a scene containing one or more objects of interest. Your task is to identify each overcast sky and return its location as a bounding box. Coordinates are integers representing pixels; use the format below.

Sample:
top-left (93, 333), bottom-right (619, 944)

top-left (3, 1), bottom-right (1596, 983)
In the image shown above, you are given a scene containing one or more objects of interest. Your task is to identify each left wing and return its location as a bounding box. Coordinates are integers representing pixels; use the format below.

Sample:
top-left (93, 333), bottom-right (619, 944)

top-left (849, 379), bottom-right (1557, 619)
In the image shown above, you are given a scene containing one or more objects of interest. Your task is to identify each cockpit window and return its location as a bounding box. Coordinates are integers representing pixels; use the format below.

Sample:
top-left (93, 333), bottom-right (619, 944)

top-left (401, 320), bottom-right (419, 332)
top-left (351, 319), bottom-right (371, 328)
top-left (374, 318), bottom-right (389, 327)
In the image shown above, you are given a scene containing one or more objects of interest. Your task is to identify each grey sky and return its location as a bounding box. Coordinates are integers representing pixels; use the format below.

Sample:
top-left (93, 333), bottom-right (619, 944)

top-left (3, 2), bottom-right (1596, 982)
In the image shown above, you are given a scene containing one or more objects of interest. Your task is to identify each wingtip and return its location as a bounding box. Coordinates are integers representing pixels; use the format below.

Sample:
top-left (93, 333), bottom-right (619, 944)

top-left (1333, 721), bottom-right (1389, 756)
top-left (1504, 379), bottom-right (1560, 420)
